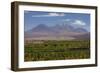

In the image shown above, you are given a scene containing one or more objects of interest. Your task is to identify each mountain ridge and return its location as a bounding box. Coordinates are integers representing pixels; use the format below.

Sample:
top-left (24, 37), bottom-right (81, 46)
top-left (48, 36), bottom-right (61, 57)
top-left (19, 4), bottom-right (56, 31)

top-left (25, 24), bottom-right (90, 40)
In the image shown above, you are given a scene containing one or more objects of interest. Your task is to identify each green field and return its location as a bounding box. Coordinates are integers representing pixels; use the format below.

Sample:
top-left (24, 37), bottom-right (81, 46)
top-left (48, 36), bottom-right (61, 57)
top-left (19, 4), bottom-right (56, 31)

top-left (24, 40), bottom-right (90, 61)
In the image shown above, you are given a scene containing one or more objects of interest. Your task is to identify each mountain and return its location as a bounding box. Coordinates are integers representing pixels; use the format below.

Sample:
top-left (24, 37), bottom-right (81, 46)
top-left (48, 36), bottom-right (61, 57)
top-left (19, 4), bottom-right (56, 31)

top-left (25, 24), bottom-right (89, 40)
top-left (27, 24), bottom-right (53, 33)
top-left (52, 24), bottom-right (74, 32)
top-left (72, 32), bottom-right (90, 40)
top-left (73, 28), bottom-right (88, 33)
top-left (25, 24), bottom-right (55, 38)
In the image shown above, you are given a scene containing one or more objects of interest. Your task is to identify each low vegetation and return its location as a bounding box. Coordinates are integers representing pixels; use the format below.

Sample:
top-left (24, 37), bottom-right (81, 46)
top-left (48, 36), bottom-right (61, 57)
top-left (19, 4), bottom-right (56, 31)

top-left (24, 40), bottom-right (90, 61)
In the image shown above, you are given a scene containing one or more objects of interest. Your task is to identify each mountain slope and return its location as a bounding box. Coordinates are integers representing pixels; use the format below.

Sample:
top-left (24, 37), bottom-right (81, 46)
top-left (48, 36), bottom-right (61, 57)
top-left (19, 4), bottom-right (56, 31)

top-left (25, 24), bottom-right (89, 40)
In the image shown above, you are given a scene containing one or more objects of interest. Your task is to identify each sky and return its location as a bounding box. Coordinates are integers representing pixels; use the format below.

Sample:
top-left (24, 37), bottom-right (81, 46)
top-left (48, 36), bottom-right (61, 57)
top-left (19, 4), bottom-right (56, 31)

top-left (24, 10), bottom-right (90, 31)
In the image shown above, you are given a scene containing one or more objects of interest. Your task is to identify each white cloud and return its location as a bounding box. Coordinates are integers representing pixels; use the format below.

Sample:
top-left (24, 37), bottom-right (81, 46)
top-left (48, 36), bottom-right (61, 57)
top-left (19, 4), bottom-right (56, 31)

top-left (62, 19), bottom-right (71, 22)
top-left (72, 20), bottom-right (86, 26)
top-left (48, 13), bottom-right (65, 16)
top-left (32, 12), bottom-right (65, 17)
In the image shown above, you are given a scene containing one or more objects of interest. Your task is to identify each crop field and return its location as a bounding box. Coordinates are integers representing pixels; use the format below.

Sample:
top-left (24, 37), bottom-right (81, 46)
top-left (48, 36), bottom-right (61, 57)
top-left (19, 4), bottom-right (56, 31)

top-left (24, 40), bottom-right (90, 61)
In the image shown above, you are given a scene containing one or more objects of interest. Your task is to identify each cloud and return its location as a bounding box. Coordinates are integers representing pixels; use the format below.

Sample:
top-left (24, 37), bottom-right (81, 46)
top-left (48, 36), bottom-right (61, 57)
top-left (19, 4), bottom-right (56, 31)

top-left (32, 12), bottom-right (65, 17)
top-left (49, 13), bottom-right (65, 16)
top-left (62, 19), bottom-right (71, 22)
top-left (72, 20), bottom-right (86, 26)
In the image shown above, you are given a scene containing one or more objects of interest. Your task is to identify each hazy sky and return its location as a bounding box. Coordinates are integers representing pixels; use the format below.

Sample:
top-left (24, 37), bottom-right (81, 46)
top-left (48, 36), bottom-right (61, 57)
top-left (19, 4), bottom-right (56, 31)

top-left (24, 10), bottom-right (90, 31)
